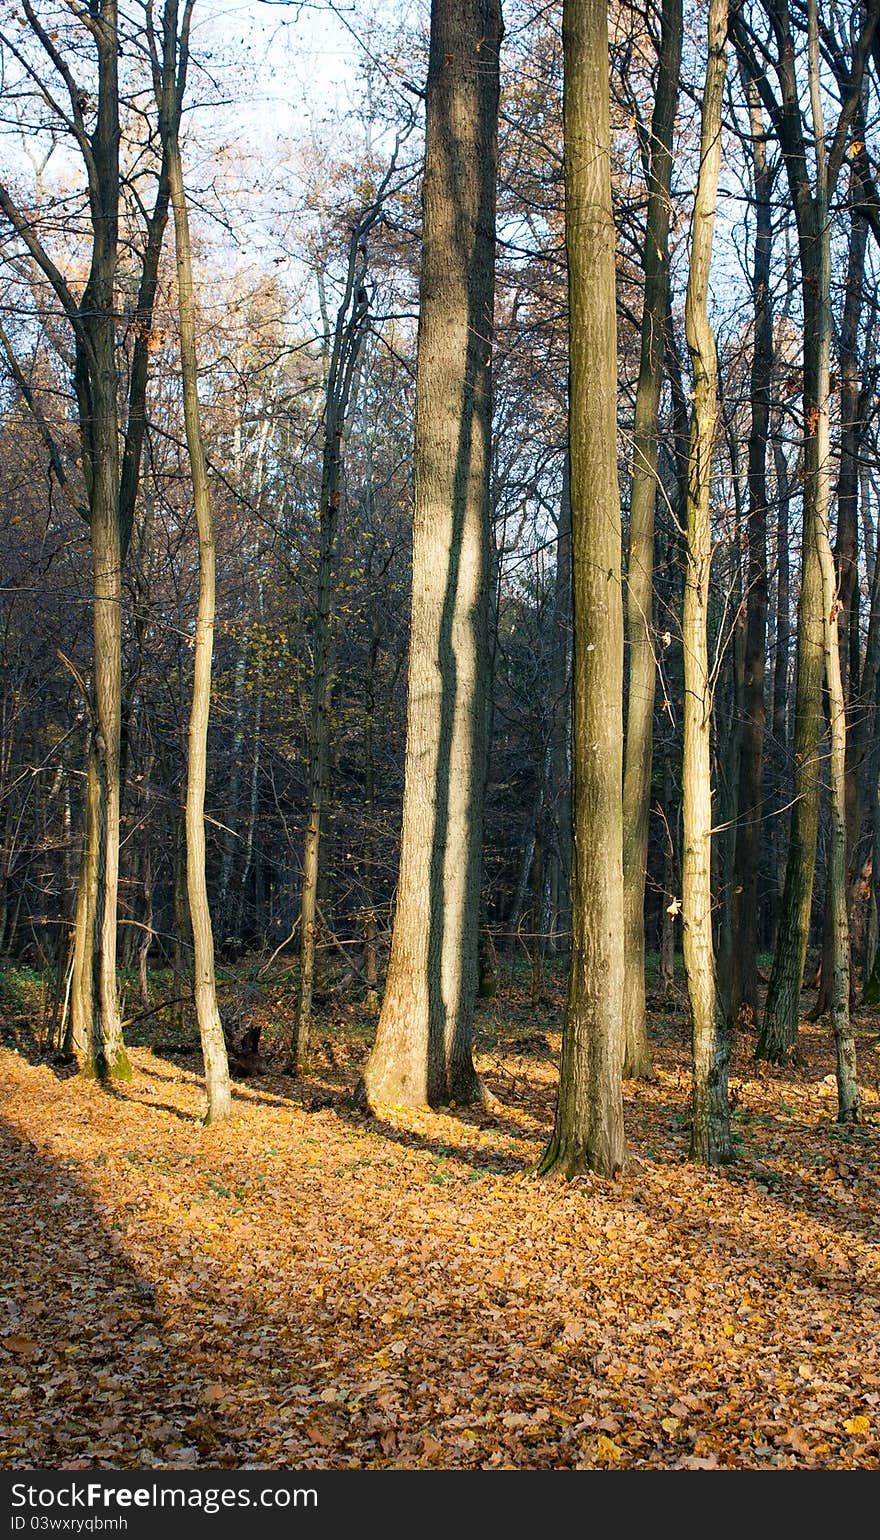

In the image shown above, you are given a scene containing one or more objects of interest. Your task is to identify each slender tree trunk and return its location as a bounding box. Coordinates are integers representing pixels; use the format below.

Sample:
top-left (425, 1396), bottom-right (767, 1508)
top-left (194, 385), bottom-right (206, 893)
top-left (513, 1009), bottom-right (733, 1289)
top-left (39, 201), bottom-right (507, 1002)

top-left (236, 585), bottom-right (264, 941)
top-left (804, 2), bottom-right (859, 1120)
top-left (217, 638), bottom-right (249, 938)
top-left (547, 457), bottom-right (572, 951)
top-left (530, 799), bottom-right (545, 1003)
top-left (158, 0), bottom-right (232, 1123)
top-left (622, 0), bottom-right (682, 1080)
top-left (359, 0), bottom-right (502, 1110)
top-left (293, 226), bottom-right (374, 1070)
top-left (294, 416), bottom-right (342, 1067)
top-left (758, 283), bottom-right (826, 1055)
top-left (171, 785), bottom-right (191, 1030)
top-left (682, 0), bottom-right (732, 1166)
top-left (362, 627), bottom-right (380, 1014)
top-left (747, 0), bottom-right (878, 1061)
top-left (729, 53), bottom-right (773, 1028)
top-left (68, 5), bottom-right (130, 1080)
top-left (769, 427), bottom-right (791, 943)
top-left (660, 749), bottom-right (678, 995)
top-left (536, 0), bottom-right (627, 1179)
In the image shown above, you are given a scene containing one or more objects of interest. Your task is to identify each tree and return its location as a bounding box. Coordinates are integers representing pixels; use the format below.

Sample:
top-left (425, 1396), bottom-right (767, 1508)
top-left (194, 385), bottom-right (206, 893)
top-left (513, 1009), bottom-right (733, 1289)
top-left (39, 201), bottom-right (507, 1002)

top-left (153, 0), bottom-right (233, 1124)
top-left (292, 178), bottom-right (396, 1072)
top-left (681, 0), bottom-right (732, 1165)
top-left (728, 43), bottom-right (775, 1029)
top-left (536, 0), bottom-right (627, 1179)
top-left (621, 0), bottom-right (682, 1080)
top-left (358, 0), bottom-right (503, 1109)
top-left (0, 1), bottom-right (171, 1077)
top-left (737, 0), bottom-right (879, 1063)
top-left (804, 0), bottom-right (859, 1120)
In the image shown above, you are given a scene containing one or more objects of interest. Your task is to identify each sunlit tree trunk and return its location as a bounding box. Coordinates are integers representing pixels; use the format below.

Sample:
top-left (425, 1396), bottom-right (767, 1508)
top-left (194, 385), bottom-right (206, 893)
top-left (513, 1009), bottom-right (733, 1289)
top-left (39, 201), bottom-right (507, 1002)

top-left (359, 0), bottom-right (503, 1110)
top-left (536, 0), bottom-right (627, 1178)
top-left (813, 139), bottom-right (870, 1018)
top-left (804, 0), bottom-right (859, 1121)
top-left (622, 0), bottom-right (682, 1081)
top-left (682, 0), bottom-right (732, 1165)
top-left (156, 0), bottom-right (232, 1123)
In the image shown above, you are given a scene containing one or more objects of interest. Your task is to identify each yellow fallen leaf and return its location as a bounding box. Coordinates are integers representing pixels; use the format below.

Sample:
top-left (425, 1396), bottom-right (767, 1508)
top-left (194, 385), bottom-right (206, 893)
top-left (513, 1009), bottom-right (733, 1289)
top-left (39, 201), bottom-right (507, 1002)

top-left (843, 1415), bottom-right (870, 1436)
top-left (597, 1434), bottom-right (622, 1462)
top-left (661, 1416), bottom-right (681, 1435)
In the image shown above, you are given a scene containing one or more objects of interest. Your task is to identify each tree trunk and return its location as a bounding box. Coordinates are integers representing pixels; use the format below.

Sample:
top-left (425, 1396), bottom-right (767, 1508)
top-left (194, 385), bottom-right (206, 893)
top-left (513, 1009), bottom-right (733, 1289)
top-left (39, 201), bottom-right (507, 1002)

top-left (362, 627), bottom-right (380, 1014)
top-left (769, 426), bottom-right (791, 944)
top-left (536, 0), bottom-right (627, 1179)
top-left (217, 638), bottom-right (249, 939)
top-left (546, 457), bottom-right (572, 952)
top-left (158, 0), bottom-right (232, 1123)
top-left (804, 0), bottom-right (859, 1121)
top-left (746, 0), bottom-right (878, 1062)
top-left (622, 0), bottom-right (682, 1081)
top-left (293, 223), bottom-right (374, 1070)
top-left (67, 5), bottom-right (130, 1080)
top-left (359, 0), bottom-right (502, 1110)
top-left (729, 51), bottom-right (773, 1029)
top-left (682, 0), bottom-right (732, 1166)
top-left (812, 146), bottom-right (870, 1017)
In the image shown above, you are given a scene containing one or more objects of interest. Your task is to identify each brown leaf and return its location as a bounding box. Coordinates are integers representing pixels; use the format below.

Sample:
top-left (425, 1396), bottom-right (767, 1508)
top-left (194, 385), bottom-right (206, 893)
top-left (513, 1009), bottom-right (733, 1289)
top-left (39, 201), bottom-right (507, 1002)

top-left (1, 1335), bottom-right (39, 1357)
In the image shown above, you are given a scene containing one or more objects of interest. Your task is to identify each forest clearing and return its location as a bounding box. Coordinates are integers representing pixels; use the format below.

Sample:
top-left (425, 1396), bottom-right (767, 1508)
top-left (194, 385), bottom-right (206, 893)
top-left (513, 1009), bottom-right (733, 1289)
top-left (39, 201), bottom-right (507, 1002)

top-left (2, 963), bottom-right (879, 1471)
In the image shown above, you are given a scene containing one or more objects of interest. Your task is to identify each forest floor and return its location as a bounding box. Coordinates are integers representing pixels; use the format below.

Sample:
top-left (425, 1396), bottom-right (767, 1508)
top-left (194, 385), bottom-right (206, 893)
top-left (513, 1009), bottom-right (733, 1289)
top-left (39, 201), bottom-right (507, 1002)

top-left (1, 962), bottom-right (880, 1470)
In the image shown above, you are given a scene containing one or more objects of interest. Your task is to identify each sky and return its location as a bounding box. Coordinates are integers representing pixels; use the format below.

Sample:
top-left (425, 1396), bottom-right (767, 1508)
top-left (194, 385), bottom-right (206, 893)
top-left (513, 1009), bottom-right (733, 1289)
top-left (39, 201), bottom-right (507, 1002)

top-left (182, 0), bottom-right (424, 285)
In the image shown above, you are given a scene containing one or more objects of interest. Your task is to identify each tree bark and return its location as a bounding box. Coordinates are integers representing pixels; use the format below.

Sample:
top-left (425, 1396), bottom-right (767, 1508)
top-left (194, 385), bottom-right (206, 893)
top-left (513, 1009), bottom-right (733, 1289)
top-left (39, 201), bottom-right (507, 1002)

top-left (621, 0), bottom-right (682, 1081)
top-left (804, 0), bottom-right (859, 1121)
top-left (68, 3), bottom-right (129, 1080)
top-left (359, 0), bottom-right (502, 1110)
top-left (156, 0), bottom-right (232, 1123)
top-left (729, 50), bottom-right (774, 1029)
top-left (682, 0), bottom-right (732, 1166)
top-left (743, 0), bottom-right (878, 1061)
top-left (546, 457), bottom-right (572, 952)
top-left (293, 216), bottom-right (376, 1070)
top-left (536, 0), bottom-right (627, 1179)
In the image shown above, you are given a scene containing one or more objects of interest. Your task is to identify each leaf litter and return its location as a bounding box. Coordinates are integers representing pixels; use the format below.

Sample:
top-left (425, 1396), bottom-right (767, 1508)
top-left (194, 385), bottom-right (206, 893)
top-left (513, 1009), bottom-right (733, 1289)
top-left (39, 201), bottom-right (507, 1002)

top-left (1, 987), bottom-right (879, 1470)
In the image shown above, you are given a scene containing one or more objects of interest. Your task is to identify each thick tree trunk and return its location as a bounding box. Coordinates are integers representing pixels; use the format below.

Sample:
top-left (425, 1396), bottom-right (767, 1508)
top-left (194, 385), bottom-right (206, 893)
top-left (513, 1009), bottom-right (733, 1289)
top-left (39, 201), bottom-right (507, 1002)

top-left (621, 0), bottom-right (682, 1081)
top-left (359, 0), bottom-right (502, 1111)
top-left (536, 0), bottom-right (627, 1179)
top-left (682, 0), bottom-right (732, 1166)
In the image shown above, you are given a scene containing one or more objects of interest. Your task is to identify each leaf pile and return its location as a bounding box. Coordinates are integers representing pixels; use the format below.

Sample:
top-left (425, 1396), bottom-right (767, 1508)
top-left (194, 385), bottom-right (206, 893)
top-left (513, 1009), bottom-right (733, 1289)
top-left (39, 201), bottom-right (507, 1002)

top-left (1, 993), bottom-right (879, 1469)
